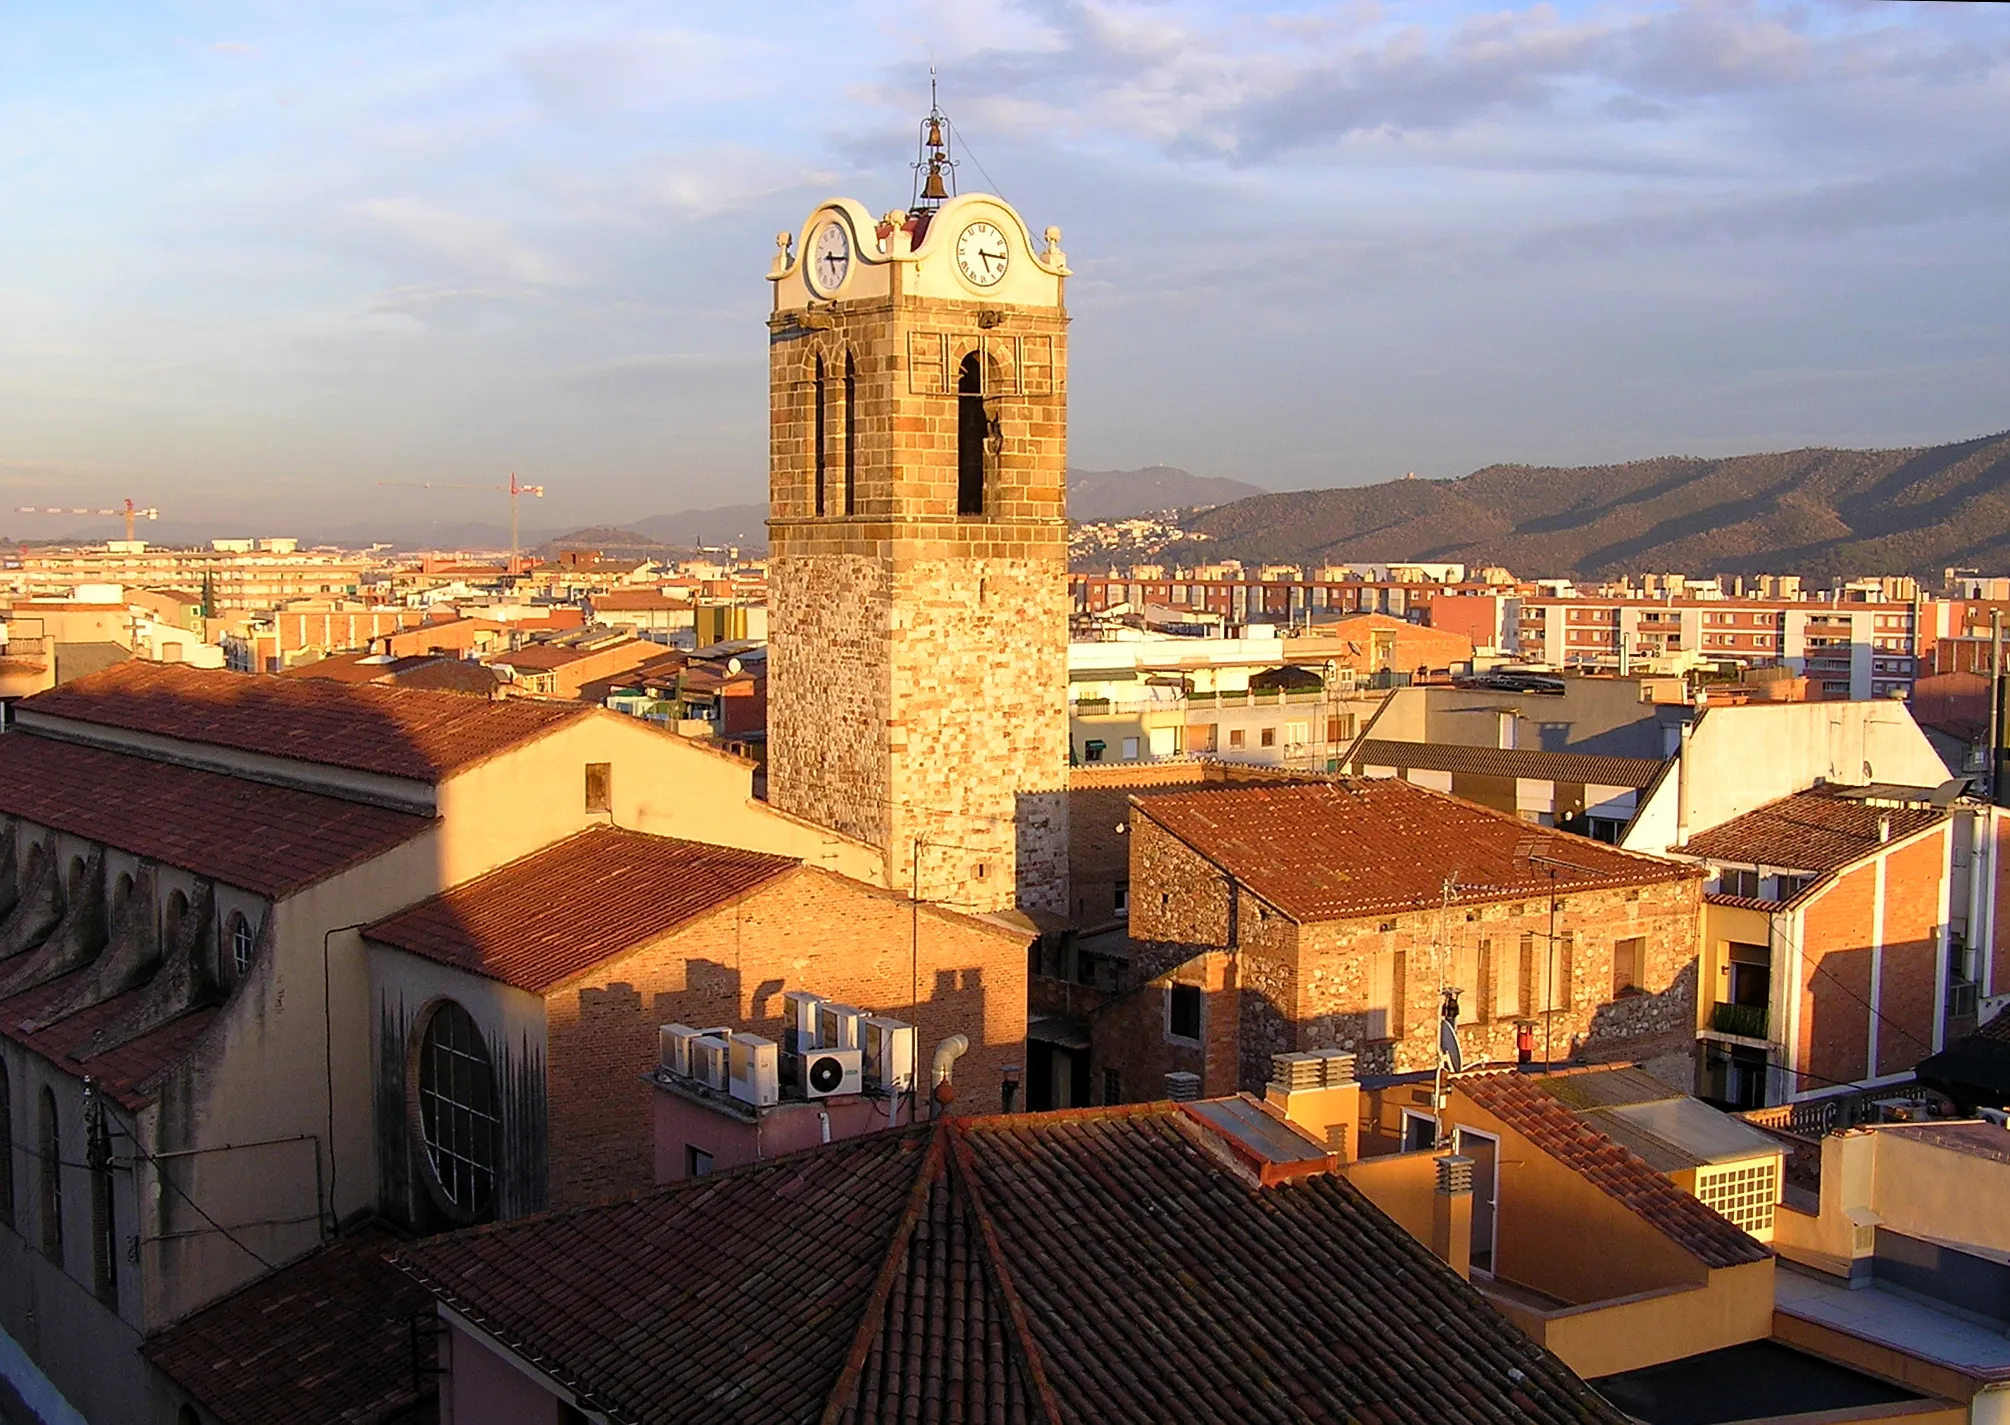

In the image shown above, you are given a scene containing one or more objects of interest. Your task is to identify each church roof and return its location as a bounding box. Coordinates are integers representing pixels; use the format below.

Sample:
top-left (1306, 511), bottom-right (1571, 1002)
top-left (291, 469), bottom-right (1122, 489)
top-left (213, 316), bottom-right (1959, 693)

top-left (398, 1104), bottom-right (1627, 1425)
top-left (364, 826), bottom-right (799, 993)
top-left (20, 661), bottom-right (589, 782)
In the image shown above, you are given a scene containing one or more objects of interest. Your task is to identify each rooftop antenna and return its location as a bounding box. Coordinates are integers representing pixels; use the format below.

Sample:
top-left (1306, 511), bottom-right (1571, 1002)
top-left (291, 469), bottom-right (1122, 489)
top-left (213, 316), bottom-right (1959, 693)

top-left (912, 69), bottom-right (956, 212)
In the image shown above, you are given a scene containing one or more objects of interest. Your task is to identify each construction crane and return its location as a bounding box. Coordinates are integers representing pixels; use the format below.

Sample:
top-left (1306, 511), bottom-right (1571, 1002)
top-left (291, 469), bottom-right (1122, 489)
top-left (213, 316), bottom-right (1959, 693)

top-left (376, 473), bottom-right (545, 576)
top-left (14, 498), bottom-right (160, 542)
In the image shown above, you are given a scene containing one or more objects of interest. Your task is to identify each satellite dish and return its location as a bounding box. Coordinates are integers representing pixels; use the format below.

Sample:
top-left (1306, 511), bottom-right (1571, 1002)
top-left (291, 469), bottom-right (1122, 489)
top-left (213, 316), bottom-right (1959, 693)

top-left (1438, 1018), bottom-right (1464, 1074)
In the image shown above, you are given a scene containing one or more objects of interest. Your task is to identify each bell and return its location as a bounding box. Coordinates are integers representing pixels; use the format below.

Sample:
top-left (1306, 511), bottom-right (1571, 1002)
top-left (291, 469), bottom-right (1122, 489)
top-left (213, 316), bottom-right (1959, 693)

top-left (925, 117), bottom-right (944, 149)
top-left (921, 161), bottom-right (948, 202)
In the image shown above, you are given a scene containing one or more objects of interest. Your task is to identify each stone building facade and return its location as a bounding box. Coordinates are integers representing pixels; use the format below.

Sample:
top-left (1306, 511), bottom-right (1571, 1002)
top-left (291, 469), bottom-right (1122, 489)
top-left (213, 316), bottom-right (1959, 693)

top-left (764, 191), bottom-right (1072, 915)
top-left (1093, 780), bottom-right (1705, 1101)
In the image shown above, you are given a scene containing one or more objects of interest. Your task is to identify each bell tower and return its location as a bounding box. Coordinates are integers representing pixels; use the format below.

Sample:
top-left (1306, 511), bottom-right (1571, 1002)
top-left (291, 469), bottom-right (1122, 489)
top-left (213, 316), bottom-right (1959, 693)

top-left (764, 102), bottom-right (1070, 916)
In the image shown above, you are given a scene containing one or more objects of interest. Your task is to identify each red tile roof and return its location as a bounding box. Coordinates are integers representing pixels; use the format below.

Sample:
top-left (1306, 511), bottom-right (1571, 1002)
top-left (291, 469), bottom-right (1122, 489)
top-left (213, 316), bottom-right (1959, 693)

top-left (1134, 779), bottom-right (1696, 922)
top-left (0, 968), bottom-right (217, 1109)
top-left (364, 827), bottom-right (798, 993)
top-left (1456, 1072), bottom-right (1771, 1270)
top-left (399, 1106), bottom-right (1627, 1425)
top-left (1352, 739), bottom-right (1666, 791)
top-left (145, 1222), bottom-right (436, 1425)
top-left (1678, 791), bottom-right (1946, 874)
top-left (20, 661), bottom-right (588, 781)
top-left (0, 735), bottom-right (433, 898)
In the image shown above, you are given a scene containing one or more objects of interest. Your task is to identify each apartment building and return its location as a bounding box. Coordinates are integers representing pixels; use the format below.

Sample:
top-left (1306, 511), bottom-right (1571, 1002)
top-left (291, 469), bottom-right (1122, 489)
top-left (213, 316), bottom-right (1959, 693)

top-left (1, 542), bottom-right (367, 612)
top-left (1514, 597), bottom-right (1927, 700)
top-left (1071, 570), bottom-right (1497, 625)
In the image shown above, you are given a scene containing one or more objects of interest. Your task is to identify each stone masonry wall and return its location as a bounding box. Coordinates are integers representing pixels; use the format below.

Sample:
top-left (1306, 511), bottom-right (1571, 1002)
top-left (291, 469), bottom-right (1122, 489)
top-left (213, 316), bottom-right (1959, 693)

top-left (766, 288), bottom-right (1071, 915)
top-left (1122, 806), bottom-right (1705, 1086)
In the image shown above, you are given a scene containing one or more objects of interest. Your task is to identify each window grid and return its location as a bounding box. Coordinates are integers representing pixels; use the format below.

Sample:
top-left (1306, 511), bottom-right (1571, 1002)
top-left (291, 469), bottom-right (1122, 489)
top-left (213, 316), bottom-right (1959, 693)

top-left (1697, 1160), bottom-right (1777, 1234)
top-left (231, 916), bottom-right (254, 977)
top-left (417, 1004), bottom-right (502, 1220)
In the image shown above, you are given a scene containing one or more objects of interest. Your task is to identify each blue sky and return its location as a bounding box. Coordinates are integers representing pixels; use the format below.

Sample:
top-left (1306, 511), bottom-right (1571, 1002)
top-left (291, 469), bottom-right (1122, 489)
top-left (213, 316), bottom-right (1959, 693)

top-left (2, 0), bottom-right (2007, 532)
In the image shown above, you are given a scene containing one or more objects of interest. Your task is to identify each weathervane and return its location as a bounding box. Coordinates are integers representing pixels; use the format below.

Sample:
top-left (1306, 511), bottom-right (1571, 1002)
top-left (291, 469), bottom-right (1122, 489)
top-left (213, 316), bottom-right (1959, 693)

top-left (912, 68), bottom-right (957, 212)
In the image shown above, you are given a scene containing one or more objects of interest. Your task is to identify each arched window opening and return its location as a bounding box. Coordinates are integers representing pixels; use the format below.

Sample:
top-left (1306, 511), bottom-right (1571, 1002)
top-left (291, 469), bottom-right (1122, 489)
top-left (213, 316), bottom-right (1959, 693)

top-left (166, 890), bottom-right (189, 946)
top-left (813, 355), bottom-right (828, 517)
top-left (67, 857), bottom-right (86, 901)
top-left (89, 1106), bottom-right (115, 1308)
top-left (415, 1002), bottom-right (502, 1223)
top-left (113, 873), bottom-right (134, 919)
top-left (229, 914), bottom-right (255, 978)
top-left (38, 1087), bottom-right (60, 1263)
top-left (0, 1059), bottom-right (13, 1231)
top-left (843, 353), bottom-right (858, 516)
top-left (177, 1407), bottom-right (201, 1425)
top-left (956, 352), bottom-right (987, 516)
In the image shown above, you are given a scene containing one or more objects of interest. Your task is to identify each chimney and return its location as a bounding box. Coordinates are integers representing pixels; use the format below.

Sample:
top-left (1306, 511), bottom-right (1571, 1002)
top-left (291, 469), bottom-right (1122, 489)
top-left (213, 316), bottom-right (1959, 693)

top-left (1165, 1071), bottom-right (1203, 1102)
top-left (1431, 1154), bottom-right (1475, 1280)
top-left (1263, 1050), bottom-right (1360, 1162)
top-left (1878, 815), bottom-right (1892, 844)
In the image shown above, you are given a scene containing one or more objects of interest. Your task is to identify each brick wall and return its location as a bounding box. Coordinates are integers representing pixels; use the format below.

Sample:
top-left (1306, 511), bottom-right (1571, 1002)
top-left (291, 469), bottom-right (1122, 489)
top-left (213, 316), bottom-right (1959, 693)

top-left (1087, 950), bottom-right (1238, 1104)
top-left (541, 867), bottom-right (1027, 1207)
top-left (1798, 865), bottom-right (1875, 1091)
top-left (1878, 829), bottom-right (1947, 1077)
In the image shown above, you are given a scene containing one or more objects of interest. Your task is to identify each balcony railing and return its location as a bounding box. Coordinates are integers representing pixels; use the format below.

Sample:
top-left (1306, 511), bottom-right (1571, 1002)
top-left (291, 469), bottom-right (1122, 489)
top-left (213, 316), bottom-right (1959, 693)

top-left (1710, 1001), bottom-right (1769, 1039)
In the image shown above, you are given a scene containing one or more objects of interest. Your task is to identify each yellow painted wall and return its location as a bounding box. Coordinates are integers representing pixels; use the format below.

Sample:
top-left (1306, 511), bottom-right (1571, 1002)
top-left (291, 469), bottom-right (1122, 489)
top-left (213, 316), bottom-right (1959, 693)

top-left (1525, 1259), bottom-right (1775, 1379)
top-left (1342, 1149), bottom-right (1441, 1246)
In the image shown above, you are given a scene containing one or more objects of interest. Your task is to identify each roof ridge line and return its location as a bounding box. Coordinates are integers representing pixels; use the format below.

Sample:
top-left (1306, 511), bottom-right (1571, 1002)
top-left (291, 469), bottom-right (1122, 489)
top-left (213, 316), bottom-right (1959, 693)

top-left (818, 1123), bottom-right (951, 1425)
top-left (943, 1121), bottom-right (1067, 1425)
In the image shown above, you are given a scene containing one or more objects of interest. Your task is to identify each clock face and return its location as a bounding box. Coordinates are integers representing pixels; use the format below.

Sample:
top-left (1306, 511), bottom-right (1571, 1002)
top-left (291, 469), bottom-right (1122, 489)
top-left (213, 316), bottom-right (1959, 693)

top-left (810, 221), bottom-right (850, 295)
top-left (955, 221), bottom-right (1009, 287)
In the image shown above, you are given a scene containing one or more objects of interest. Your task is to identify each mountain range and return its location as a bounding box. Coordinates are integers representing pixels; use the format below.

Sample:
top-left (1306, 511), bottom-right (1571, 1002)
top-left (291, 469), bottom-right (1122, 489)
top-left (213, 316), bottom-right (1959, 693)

top-left (1180, 431), bottom-right (2010, 580)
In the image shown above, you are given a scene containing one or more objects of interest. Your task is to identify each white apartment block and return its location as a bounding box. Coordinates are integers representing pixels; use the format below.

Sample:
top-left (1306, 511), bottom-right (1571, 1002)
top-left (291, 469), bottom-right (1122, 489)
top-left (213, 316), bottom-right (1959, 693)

top-left (1513, 598), bottom-right (1923, 700)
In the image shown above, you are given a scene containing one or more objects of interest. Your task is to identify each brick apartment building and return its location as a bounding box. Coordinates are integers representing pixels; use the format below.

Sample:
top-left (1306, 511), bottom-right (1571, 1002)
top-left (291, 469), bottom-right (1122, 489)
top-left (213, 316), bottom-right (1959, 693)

top-left (1089, 779), bottom-right (1704, 1104)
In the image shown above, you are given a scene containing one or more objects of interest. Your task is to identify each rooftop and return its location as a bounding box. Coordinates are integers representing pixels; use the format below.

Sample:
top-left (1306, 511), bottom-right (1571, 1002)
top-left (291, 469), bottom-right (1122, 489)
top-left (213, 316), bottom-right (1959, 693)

top-left (364, 826), bottom-right (799, 994)
top-left (0, 966), bottom-right (218, 1110)
top-left (20, 661), bottom-right (589, 782)
top-left (1677, 789), bottom-right (1947, 876)
top-left (1133, 779), bottom-right (1696, 922)
top-left (399, 1104), bottom-right (1627, 1425)
top-left (144, 1222), bottom-right (438, 1425)
top-left (1351, 739), bottom-right (1666, 791)
top-left (0, 734), bottom-right (433, 898)
top-left (1590, 1338), bottom-right (1924, 1425)
top-left (1457, 1071), bottom-right (1771, 1270)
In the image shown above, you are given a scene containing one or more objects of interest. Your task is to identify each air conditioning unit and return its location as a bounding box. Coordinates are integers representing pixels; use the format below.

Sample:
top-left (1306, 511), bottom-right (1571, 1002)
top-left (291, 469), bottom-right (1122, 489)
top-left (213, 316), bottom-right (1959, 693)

top-left (690, 1035), bottom-right (731, 1092)
top-left (818, 1002), bottom-right (865, 1052)
top-left (729, 1033), bottom-right (779, 1108)
top-left (660, 1023), bottom-right (705, 1078)
top-left (862, 1017), bottom-right (916, 1095)
top-left (783, 990), bottom-right (824, 1054)
top-left (800, 1046), bottom-right (863, 1099)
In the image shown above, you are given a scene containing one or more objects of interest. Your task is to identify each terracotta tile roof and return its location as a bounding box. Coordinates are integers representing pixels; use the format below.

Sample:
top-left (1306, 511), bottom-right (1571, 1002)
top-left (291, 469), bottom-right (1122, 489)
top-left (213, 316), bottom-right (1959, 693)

top-left (364, 827), bottom-right (798, 993)
top-left (145, 1222), bottom-right (437, 1425)
top-left (0, 968), bottom-right (217, 1109)
top-left (399, 1106), bottom-right (1626, 1425)
top-left (1677, 790), bottom-right (1947, 874)
top-left (1456, 1072), bottom-right (1770, 1270)
top-left (1134, 780), bottom-right (1696, 923)
top-left (0, 734), bottom-right (433, 898)
top-left (20, 661), bottom-right (588, 781)
top-left (1703, 891), bottom-right (1785, 912)
top-left (1352, 739), bottom-right (1666, 791)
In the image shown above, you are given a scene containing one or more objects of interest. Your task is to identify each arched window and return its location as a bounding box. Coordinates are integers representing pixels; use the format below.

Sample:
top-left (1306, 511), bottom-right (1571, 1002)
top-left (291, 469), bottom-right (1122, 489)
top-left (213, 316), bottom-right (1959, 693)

top-left (67, 857), bottom-right (86, 901)
top-left (113, 873), bottom-right (134, 920)
top-left (229, 914), bottom-right (254, 977)
top-left (956, 351), bottom-right (986, 516)
top-left (813, 355), bottom-right (828, 517)
top-left (415, 1002), bottom-right (502, 1222)
top-left (0, 1058), bottom-right (13, 1231)
top-left (90, 1108), bottom-right (115, 1307)
top-left (166, 889), bottom-right (189, 946)
top-left (38, 1087), bottom-right (60, 1262)
top-left (177, 1407), bottom-right (201, 1425)
top-left (843, 353), bottom-right (858, 516)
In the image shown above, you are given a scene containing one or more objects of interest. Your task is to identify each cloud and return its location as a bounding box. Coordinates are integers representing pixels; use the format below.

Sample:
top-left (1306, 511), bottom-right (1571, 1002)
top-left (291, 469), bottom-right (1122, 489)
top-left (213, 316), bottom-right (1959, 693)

top-left (352, 198), bottom-right (573, 285)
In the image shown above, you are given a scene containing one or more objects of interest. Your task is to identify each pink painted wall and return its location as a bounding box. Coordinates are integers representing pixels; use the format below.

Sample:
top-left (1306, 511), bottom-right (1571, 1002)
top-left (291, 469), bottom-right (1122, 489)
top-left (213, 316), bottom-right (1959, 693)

top-left (444, 1319), bottom-right (564, 1425)
top-left (653, 1090), bottom-right (912, 1183)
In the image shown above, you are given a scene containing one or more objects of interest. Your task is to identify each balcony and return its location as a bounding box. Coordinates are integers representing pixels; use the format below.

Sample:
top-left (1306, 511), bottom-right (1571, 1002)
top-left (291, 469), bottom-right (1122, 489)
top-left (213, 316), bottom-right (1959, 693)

top-left (1709, 1001), bottom-right (1769, 1040)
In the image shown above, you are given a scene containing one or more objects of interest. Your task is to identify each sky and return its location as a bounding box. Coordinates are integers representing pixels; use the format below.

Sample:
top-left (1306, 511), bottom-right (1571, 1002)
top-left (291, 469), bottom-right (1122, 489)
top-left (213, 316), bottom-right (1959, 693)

top-left (2, 0), bottom-right (2008, 534)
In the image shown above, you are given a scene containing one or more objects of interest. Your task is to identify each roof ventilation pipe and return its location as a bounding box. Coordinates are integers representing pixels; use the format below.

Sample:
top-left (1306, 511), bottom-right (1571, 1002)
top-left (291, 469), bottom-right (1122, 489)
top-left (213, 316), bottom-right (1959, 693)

top-left (930, 1034), bottom-right (970, 1115)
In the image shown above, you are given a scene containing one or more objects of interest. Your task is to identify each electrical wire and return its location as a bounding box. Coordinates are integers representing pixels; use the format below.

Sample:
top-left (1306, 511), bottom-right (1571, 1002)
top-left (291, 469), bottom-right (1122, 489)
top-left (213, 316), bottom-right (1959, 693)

top-left (107, 1124), bottom-right (276, 1271)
